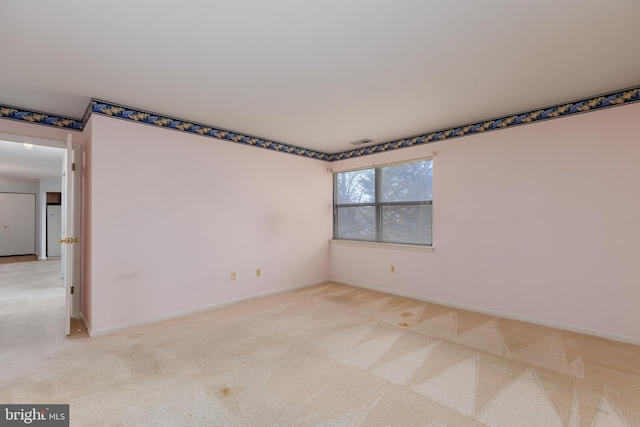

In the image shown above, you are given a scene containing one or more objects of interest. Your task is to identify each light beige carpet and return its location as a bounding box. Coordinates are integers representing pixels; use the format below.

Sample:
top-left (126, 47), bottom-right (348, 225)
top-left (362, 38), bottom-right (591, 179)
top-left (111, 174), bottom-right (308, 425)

top-left (1, 263), bottom-right (639, 426)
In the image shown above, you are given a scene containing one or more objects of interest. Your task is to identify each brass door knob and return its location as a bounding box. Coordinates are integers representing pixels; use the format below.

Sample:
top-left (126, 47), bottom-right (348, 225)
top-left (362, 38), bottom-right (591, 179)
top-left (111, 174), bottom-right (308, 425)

top-left (59, 237), bottom-right (79, 244)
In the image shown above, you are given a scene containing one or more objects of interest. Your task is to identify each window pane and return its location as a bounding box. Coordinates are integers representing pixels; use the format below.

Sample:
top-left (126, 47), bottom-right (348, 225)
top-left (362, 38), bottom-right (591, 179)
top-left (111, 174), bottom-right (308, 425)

top-left (336, 206), bottom-right (376, 240)
top-left (336, 169), bottom-right (375, 204)
top-left (382, 204), bottom-right (432, 245)
top-left (380, 159), bottom-right (432, 202)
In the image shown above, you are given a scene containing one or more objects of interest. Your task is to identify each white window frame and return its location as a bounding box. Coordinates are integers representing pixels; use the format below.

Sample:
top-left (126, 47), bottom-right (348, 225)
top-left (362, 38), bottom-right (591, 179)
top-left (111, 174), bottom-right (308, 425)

top-left (332, 157), bottom-right (433, 247)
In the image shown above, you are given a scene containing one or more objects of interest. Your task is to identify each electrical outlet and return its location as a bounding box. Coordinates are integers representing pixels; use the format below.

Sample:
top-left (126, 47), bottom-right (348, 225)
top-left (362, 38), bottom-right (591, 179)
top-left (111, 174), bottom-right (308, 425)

top-left (390, 265), bottom-right (395, 273)
top-left (256, 269), bottom-right (261, 277)
top-left (231, 272), bottom-right (237, 280)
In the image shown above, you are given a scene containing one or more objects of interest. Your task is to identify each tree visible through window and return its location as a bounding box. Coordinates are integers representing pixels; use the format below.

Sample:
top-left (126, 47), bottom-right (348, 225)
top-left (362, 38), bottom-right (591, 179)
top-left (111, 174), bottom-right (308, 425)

top-left (334, 159), bottom-right (433, 245)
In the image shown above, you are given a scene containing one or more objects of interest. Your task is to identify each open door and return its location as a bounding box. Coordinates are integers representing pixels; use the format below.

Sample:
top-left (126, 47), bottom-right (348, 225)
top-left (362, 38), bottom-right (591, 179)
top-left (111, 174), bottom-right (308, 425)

top-left (61, 133), bottom-right (79, 336)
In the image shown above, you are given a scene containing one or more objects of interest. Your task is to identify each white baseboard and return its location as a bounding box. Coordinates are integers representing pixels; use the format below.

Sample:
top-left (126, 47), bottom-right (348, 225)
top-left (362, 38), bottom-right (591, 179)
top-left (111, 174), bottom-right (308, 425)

top-left (88, 279), bottom-right (327, 337)
top-left (331, 278), bottom-right (640, 347)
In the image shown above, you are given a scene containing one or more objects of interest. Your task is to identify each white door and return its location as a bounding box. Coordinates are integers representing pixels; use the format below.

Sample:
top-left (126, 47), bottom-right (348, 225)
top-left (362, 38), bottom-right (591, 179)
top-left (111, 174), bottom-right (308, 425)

top-left (13, 194), bottom-right (36, 255)
top-left (47, 205), bottom-right (62, 257)
top-left (0, 193), bottom-right (36, 256)
top-left (0, 194), bottom-right (13, 256)
top-left (62, 134), bottom-right (81, 336)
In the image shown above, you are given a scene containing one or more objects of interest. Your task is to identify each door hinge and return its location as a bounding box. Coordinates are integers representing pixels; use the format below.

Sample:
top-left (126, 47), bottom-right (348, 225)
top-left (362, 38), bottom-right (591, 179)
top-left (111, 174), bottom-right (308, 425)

top-left (70, 286), bottom-right (74, 295)
top-left (71, 162), bottom-right (76, 171)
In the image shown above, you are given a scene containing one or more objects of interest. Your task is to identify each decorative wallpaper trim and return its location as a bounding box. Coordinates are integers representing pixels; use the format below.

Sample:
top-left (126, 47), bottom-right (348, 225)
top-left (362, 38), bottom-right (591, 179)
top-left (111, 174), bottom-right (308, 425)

top-left (1, 86), bottom-right (639, 160)
top-left (328, 86), bottom-right (640, 161)
top-left (90, 99), bottom-right (332, 161)
top-left (0, 104), bottom-right (84, 131)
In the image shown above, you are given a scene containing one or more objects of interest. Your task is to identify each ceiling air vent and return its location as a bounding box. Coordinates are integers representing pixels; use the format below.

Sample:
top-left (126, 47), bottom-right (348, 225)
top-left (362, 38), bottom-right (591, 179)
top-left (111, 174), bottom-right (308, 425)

top-left (349, 139), bottom-right (374, 146)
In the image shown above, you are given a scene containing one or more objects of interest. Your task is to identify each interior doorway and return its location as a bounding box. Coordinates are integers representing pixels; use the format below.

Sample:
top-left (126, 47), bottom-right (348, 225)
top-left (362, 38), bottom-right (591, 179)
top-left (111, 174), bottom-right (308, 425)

top-left (0, 134), bottom-right (83, 336)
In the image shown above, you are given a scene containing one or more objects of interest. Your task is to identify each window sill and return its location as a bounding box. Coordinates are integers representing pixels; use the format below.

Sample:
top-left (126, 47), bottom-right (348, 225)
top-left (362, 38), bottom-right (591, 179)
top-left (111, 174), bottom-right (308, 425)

top-left (330, 239), bottom-right (434, 252)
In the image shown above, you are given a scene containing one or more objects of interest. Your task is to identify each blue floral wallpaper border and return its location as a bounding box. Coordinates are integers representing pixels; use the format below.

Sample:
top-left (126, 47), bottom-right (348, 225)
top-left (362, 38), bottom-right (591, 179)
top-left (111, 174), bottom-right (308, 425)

top-left (1, 86), bottom-right (639, 161)
top-left (0, 104), bottom-right (84, 131)
top-left (330, 86), bottom-right (640, 161)
top-left (89, 100), bottom-right (331, 161)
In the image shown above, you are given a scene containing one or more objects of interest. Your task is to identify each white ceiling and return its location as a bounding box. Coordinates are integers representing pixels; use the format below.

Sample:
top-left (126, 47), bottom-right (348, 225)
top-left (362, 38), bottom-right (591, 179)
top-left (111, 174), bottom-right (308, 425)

top-left (0, 1), bottom-right (639, 154)
top-left (0, 139), bottom-right (65, 181)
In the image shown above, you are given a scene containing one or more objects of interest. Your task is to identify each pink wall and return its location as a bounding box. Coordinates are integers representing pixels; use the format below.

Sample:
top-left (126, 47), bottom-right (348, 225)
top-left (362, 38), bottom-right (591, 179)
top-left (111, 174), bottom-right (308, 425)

top-left (330, 102), bottom-right (640, 344)
top-left (87, 115), bottom-right (332, 334)
top-left (3, 100), bottom-right (640, 343)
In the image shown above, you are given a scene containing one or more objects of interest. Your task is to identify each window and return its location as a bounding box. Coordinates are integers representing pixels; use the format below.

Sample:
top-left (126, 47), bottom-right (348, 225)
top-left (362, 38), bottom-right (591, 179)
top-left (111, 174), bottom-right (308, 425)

top-left (333, 158), bottom-right (433, 245)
